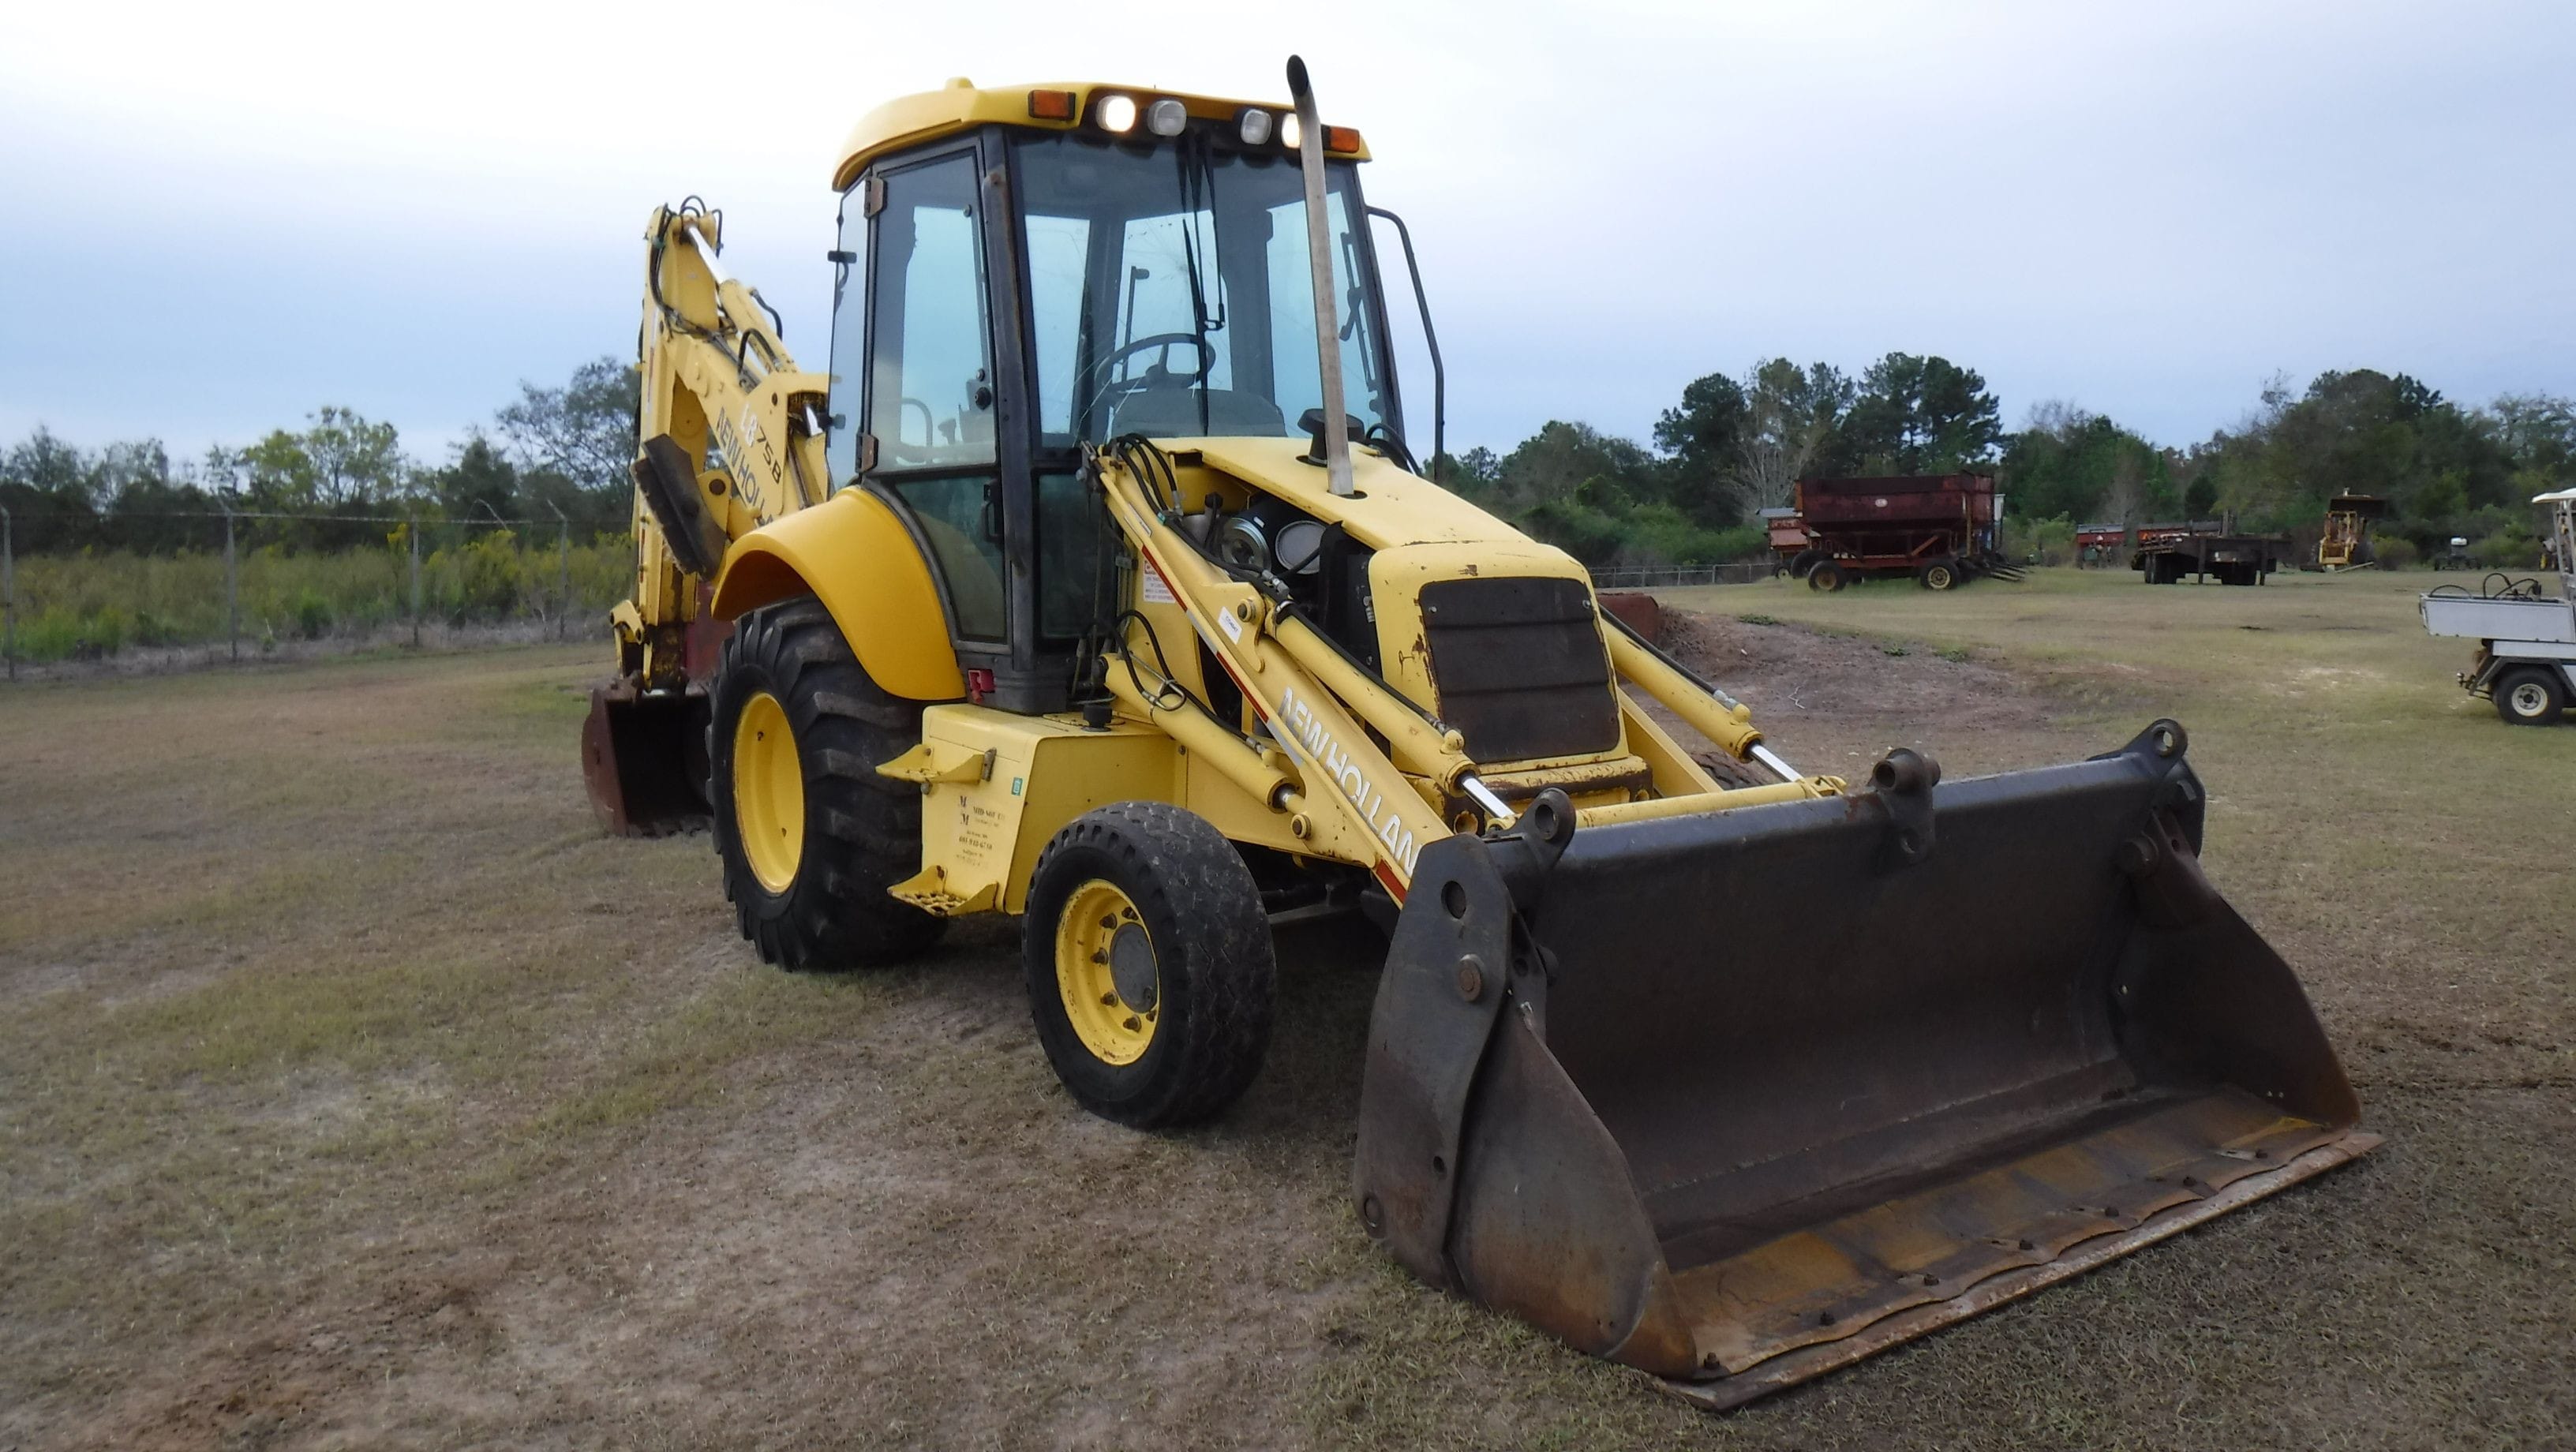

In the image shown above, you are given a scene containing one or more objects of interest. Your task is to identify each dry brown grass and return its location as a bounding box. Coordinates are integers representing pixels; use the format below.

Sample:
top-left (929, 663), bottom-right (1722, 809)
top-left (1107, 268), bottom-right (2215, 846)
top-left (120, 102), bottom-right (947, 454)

top-left (0, 567), bottom-right (2567, 1450)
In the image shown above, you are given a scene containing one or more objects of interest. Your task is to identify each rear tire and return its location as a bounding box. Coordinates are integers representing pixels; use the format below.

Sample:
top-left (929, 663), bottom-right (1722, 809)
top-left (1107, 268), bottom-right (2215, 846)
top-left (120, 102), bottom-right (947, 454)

top-left (710, 597), bottom-right (947, 969)
top-left (2495, 668), bottom-right (2568, 726)
top-left (1023, 803), bottom-right (1275, 1128)
top-left (1808, 561), bottom-right (1848, 593)
top-left (1788, 548), bottom-right (1825, 580)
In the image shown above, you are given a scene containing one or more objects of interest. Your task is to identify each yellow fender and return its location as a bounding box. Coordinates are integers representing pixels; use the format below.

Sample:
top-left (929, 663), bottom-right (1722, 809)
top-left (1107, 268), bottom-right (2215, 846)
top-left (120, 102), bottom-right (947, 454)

top-left (709, 489), bottom-right (964, 702)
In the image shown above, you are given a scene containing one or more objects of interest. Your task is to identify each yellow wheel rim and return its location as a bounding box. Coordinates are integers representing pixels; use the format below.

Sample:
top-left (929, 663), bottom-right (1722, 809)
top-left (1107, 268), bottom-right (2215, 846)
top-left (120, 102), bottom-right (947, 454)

top-left (1054, 880), bottom-right (1159, 1065)
top-left (732, 690), bottom-right (804, 894)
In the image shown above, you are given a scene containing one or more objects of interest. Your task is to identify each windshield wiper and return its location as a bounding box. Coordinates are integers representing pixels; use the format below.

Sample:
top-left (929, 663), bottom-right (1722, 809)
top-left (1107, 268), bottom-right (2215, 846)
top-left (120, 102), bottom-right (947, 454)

top-left (1175, 134), bottom-right (1228, 435)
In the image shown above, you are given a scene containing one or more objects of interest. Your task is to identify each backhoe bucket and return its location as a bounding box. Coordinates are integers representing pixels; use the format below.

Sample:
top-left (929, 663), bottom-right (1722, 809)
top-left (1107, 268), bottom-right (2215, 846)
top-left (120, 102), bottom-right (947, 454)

top-left (1354, 722), bottom-right (2372, 1409)
top-left (580, 680), bottom-right (710, 836)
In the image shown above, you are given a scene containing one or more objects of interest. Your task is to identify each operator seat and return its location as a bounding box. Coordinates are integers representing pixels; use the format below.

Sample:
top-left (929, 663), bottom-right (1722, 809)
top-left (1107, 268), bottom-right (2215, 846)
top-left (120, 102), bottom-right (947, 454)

top-left (1110, 384), bottom-right (1286, 439)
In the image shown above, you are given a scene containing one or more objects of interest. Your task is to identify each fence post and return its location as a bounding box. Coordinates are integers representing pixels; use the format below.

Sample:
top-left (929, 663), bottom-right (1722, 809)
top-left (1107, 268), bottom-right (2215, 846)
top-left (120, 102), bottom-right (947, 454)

top-left (220, 501), bottom-right (239, 664)
top-left (408, 515), bottom-right (423, 649)
top-left (548, 502), bottom-right (569, 642)
top-left (2, 502), bottom-right (13, 682)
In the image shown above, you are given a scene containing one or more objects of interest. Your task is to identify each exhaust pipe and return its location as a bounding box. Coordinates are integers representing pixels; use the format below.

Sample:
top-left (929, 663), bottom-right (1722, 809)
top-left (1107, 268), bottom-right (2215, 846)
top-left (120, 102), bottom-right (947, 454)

top-left (1286, 56), bottom-right (1354, 499)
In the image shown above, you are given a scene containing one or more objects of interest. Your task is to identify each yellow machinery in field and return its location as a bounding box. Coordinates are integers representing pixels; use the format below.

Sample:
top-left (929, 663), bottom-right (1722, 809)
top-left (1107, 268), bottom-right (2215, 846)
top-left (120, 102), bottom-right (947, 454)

top-left (582, 62), bottom-right (2376, 1408)
top-left (2316, 492), bottom-right (2387, 571)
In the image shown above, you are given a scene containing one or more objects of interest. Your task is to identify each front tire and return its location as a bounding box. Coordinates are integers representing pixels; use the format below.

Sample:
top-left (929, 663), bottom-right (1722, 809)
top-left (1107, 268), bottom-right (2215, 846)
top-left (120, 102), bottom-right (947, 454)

top-left (1022, 803), bottom-right (1275, 1128)
top-left (1917, 558), bottom-right (1960, 591)
top-left (2495, 668), bottom-right (2568, 726)
top-left (1808, 561), bottom-right (1848, 593)
top-left (710, 598), bottom-right (946, 969)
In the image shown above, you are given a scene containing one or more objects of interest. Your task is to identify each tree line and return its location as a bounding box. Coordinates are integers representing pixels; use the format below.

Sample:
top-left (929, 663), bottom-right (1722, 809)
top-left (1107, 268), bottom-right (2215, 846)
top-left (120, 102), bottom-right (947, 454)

top-left (0, 358), bottom-right (640, 556)
top-left (1433, 353), bottom-right (2005, 566)
top-left (11, 350), bottom-right (2572, 570)
top-left (1440, 357), bottom-right (2576, 568)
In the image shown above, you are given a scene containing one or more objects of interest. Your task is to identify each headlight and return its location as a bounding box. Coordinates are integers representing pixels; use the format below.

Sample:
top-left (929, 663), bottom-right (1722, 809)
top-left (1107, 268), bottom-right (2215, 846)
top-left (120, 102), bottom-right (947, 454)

top-left (1279, 112), bottom-right (1302, 151)
top-left (1237, 107), bottom-right (1273, 145)
top-left (1096, 94), bottom-right (1137, 133)
top-left (1145, 98), bottom-right (1188, 137)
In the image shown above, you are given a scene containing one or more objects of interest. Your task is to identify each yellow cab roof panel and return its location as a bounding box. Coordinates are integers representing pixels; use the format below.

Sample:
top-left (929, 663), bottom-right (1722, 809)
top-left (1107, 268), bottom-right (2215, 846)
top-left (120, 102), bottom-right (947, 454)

top-left (831, 77), bottom-right (1369, 190)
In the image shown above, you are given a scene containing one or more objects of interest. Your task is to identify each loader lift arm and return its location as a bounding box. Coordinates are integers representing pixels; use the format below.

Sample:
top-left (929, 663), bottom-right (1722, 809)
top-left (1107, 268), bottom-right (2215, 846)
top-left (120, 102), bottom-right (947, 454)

top-left (1083, 448), bottom-right (1836, 901)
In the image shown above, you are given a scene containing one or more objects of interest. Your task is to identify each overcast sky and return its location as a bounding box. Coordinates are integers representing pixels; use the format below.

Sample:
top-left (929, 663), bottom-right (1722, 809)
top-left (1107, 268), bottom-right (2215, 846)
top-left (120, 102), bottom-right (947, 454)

top-left (3, 0), bottom-right (2570, 470)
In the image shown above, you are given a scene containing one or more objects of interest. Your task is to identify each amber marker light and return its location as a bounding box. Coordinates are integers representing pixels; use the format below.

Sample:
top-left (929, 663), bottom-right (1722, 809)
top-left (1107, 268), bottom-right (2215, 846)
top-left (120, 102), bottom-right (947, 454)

top-left (1028, 89), bottom-right (1076, 121)
top-left (1324, 125), bottom-right (1361, 154)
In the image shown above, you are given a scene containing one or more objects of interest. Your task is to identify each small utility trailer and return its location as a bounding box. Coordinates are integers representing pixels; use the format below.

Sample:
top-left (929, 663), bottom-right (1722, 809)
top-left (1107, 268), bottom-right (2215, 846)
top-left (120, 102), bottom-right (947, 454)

top-left (2420, 488), bottom-right (2576, 725)
top-left (2076, 522), bottom-right (2128, 567)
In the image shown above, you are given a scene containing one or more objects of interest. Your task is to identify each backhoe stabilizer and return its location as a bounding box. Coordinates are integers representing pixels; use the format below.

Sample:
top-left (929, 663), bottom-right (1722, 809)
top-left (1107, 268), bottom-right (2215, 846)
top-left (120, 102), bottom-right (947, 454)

top-left (1353, 720), bottom-right (2372, 1407)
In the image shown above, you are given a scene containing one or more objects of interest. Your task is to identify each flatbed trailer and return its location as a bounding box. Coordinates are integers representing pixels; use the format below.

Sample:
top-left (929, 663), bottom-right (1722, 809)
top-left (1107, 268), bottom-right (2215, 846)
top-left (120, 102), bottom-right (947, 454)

top-left (2130, 520), bottom-right (2286, 586)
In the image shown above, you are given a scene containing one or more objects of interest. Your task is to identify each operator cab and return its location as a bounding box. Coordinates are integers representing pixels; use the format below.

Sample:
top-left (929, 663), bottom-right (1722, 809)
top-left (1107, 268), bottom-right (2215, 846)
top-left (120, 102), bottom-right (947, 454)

top-left (822, 80), bottom-right (1408, 713)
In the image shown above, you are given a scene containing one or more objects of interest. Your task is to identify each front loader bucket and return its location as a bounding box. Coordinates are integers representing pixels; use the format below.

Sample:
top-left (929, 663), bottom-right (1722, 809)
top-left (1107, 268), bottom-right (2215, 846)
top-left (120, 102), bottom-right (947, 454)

top-left (580, 680), bottom-right (711, 836)
top-left (1354, 722), bottom-right (2372, 1409)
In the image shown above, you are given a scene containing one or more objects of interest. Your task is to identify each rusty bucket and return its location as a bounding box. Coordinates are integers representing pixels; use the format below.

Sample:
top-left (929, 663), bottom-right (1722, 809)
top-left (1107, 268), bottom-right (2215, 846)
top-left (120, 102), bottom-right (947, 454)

top-left (580, 679), bottom-right (711, 836)
top-left (1354, 721), bottom-right (2373, 1409)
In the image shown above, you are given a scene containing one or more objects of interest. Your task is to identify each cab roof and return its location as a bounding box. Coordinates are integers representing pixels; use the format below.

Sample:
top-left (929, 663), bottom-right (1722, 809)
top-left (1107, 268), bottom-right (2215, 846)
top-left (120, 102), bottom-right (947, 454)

top-left (830, 77), bottom-right (1368, 190)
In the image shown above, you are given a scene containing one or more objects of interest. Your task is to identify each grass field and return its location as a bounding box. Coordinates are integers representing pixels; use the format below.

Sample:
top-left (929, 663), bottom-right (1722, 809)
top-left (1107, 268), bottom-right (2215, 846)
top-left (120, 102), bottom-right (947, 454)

top-left (1, 567), bottom-right (2568, 1450)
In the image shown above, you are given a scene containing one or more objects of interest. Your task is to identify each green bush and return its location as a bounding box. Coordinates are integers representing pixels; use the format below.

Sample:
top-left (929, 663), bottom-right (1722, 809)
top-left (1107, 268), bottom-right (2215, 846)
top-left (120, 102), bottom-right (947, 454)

top-left (9, 605), bottom-right (131, 663)
top-left (17, 607), bottom-right (84, 662)
top-left (2467, 531), bottom-right (2545, 569)
top-left (86, 606), bottom-right (133, 656)
top-left (291, 587), bottom-right (335, 640)
top-left (131, 610), bottom-right (183, 647)
top-left (1518, 499), bottom-right (1630, 566)
top-left (2372, 536), bottom-right (2420, 569)
top-left (2005, 514), bottom-right (2078, 567)
top-left (1515, 497), bottom-right (1768, 569)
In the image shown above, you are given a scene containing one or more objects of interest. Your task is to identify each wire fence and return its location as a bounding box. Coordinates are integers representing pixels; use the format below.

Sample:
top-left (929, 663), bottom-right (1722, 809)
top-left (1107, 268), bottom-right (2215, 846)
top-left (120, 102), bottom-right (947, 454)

top-left (0, 508), bottom-right (1795, 680)
top-left (1588, 561), bottom-right (1779, 590)
top-left (0, 507), bottom-right (631, 680)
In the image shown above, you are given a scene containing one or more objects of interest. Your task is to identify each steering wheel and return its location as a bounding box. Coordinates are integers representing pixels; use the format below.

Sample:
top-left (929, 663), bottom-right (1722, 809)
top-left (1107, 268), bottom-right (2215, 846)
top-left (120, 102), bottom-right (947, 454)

top-left (1078, 333), bottom-right (1217, 428)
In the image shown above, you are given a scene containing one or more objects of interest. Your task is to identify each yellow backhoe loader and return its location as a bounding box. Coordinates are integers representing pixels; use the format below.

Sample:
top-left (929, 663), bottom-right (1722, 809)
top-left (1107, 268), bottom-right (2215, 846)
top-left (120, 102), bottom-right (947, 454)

top-left (581, 62), bottom-right (2376, 1408)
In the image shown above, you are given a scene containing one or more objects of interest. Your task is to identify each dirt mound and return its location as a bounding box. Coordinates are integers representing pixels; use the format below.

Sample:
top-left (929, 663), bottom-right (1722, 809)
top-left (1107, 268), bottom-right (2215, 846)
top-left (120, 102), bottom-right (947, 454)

top-left (1654, 608), bottom-right (2076, 780)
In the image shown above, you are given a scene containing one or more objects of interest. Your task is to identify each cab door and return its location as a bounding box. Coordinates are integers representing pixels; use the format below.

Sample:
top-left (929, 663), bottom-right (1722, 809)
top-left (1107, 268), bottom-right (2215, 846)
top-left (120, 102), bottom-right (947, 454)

top-left (835, 132), bottom-right (1108, 715)
top-left (848, 144), bottom-right (1016, 690)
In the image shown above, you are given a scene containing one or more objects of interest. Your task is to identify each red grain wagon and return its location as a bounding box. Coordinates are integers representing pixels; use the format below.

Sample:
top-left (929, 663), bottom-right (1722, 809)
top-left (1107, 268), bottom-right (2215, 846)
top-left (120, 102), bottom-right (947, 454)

top-left (1784, 474), bottom-right (2023, 592)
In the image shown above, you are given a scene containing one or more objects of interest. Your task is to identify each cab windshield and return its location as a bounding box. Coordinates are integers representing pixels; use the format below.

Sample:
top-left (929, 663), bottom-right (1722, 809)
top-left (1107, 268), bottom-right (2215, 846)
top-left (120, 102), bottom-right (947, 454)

top-left (1012, 130), bottom-right (1394, 451)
